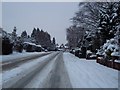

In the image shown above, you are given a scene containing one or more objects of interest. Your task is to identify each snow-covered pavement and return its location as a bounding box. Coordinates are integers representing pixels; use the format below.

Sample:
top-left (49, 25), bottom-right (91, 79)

top-left (63, 52), bottom-right (119, 88)
top-left (1, 52), bottom-right (119, 88)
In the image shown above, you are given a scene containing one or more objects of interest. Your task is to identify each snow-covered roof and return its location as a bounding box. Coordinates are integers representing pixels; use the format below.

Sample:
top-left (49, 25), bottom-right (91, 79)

top-left (24, 42), bottom-right (36, 46)
top-left (24, 42), bottom-right (42, 47)
top-left (36, 45), bottom-right (42, 47)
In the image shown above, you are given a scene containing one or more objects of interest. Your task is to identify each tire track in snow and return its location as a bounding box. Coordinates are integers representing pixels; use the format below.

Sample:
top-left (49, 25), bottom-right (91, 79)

top-left (42, 51), bottom-right (72, 88)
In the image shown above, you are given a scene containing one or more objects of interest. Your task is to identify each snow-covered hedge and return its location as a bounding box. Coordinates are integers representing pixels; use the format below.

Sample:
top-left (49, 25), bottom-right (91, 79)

top-left (96, 38), bottom-right (120, 60)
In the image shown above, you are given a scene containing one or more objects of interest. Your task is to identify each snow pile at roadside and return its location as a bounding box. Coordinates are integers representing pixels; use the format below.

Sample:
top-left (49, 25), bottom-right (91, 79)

top-left (63, 52), bottom-right (118, 88)
top-left (0, 51), bottom-right (47, 62)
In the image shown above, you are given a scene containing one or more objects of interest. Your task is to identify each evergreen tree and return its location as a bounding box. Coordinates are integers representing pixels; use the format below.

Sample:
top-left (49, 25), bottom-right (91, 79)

top-left (31, 28), bottom-right (37, 43)
top-left (21, 31), bottom-right (28, 42)
top-left (21, 31), bottom-right (27, 38)
top-left (12, 26), bottom-right (17, 43)
top-left (31, 28), bottom-right (37, 38)
top-left (31, 28), bottom-right (52, 48)
top-left (98, 2), bottom-right (120, 44)
top-left (52, 37), bottom-right (56, 45)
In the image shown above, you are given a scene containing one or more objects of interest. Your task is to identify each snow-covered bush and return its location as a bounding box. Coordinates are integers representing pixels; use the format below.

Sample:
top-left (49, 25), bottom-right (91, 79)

top-left (96, 38), bottom-right (119, 60)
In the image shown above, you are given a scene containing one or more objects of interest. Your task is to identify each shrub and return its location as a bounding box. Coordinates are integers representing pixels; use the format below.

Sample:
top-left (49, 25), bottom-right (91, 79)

top-left (2, 37), bottom-right (13, 55)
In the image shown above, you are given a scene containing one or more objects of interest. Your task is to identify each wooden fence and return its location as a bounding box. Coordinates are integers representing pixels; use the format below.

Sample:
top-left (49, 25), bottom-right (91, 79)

top-left (97, 57), bottom-right (120, 71)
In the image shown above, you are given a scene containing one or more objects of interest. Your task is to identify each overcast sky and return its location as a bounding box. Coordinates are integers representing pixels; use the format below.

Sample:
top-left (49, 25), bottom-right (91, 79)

top-left (2, 2), bottom-right (79, 45)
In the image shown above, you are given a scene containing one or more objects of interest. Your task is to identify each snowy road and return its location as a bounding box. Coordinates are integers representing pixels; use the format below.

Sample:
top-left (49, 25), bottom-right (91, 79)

top-left (2, 51), bottom-right (72, 88)
top-left (63, 52), bottom-right (119, 88)
top-left (1, 52), bottom-right (119, 88)
top-left (2, 52), bottom-right (51, 71)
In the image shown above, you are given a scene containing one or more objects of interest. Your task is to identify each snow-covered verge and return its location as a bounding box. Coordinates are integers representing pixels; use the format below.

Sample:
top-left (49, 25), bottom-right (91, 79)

top-left (63, 52), bottom-right (119, 88)
top-left (0, 51), bottom-right (49, 62)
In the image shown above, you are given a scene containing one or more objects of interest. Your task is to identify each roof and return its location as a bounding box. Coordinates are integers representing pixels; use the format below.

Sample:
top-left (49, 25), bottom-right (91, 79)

top-left (24, 42), bottom-right (41, 47)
